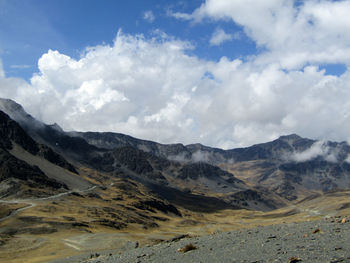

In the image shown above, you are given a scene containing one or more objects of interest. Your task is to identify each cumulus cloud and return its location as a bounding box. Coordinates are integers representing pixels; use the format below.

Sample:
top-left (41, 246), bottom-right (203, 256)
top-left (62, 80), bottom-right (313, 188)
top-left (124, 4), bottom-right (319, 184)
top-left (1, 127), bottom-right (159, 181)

top-left (184, 0), bottom-right (350, 69)
top-left (143, 10), bottom-right (155, 23)
top-left (0, 59), bottom-right (32, 102)
top-left (2, 29), bottom-right (350, 148)
top-left (209, 28), bottom-right (238, 46)
top-left (2, 1), bottom-right (350, 149)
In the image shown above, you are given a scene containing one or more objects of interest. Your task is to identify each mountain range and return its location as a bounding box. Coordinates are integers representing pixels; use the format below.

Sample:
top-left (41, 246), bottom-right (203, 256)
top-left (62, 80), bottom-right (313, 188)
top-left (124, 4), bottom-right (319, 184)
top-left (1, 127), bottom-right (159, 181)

top-left (1, 98), bottom-right (350, 262)
top-left (1, 98), bottom-right (350, 203)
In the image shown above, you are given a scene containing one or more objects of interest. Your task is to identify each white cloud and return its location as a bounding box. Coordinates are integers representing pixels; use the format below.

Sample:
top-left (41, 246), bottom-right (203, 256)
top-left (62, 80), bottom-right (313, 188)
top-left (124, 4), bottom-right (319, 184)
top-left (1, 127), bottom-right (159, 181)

top-left (0, 60), bottom-right (4, 78)
top-left (2, 30), bottom-right (350, 148)
top-left (209, 28), bottom-right (238, 46)
top-left (345, 155), bottom-right (350, 164)
top-left (166, 9), bottom-right (193, 20)
top-left (185, 0), bottom-right (350, 69)
top-left (191, 150), bottom-right (211, 163)
top-left (143, 10), bottom-right (155, 23)
top-left (288, 141), bottom-right (339, 163)
top-left (2, 1), bottom-right (350, 149)
top-left (0, 30), bottom-right (348, 149)
top-left (10, 64), bottom-right (31, 69)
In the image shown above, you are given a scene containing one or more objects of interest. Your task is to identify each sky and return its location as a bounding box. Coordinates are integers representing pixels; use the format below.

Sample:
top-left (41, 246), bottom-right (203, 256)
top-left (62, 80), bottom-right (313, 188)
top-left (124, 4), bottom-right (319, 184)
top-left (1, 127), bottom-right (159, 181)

top-left (1, 0), bottom-right (350, 149)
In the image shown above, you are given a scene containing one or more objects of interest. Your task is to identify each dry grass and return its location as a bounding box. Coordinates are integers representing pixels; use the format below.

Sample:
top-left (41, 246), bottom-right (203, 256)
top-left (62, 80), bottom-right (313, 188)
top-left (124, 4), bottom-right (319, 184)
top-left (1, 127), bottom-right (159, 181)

top-left (2, 173), bottom-right (350, 263)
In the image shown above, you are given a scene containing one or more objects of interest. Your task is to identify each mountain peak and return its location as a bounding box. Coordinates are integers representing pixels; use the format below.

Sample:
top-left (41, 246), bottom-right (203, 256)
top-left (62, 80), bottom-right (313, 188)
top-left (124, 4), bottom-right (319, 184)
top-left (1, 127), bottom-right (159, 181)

top-left (278, 134), bottom-right (302, 141)
top-left (0, 98), bottom-right (24, 113)
top-left (48, 123), bottom-right (64, 132)
top-left (0, 97), bottom-right (44, 132)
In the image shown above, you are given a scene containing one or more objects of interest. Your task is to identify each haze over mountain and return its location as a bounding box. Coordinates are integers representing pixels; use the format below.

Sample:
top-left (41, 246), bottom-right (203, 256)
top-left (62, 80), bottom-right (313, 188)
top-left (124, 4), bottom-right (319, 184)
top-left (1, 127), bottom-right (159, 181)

top-left (2, 97), bottom-right (350, 205)
top-left (2, 98), bottom-right (350, 262)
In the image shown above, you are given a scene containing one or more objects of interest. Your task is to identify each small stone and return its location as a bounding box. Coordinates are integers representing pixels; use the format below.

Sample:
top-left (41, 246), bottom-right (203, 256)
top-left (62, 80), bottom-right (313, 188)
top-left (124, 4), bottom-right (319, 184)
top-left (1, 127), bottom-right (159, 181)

top-left (312, 228), bottom-right (321, 234)
top-left (329, 257), bottom-right (345, 263)
top-left (177, 243), bottom-right (197, 253)
top-left (288, 257), bottom-right (302, 263)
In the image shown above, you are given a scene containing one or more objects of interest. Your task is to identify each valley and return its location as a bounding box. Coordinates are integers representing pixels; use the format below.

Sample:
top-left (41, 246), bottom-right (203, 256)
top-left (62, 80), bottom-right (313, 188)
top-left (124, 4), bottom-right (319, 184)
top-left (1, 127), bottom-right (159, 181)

top-left (0, 98), bottom-right (350, 262)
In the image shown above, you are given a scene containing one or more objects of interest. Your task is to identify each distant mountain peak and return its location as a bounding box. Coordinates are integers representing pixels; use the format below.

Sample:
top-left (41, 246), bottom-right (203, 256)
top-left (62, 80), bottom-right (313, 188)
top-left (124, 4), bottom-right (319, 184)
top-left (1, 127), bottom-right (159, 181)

top-left (48, 123), bottom-right (64, 132)
top-left (0, 97), bottom-right (44, 133)
top-left (278, 134), bottom-right (302, 141)
top-left (0, 98), bottom-right (24, 113)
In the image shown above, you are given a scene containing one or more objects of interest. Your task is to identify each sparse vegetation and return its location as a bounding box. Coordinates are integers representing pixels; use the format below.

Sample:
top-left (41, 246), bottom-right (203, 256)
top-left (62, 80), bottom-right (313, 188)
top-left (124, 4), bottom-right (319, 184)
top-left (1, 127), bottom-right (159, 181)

top-left (2, 99), bottom-right (350, 262)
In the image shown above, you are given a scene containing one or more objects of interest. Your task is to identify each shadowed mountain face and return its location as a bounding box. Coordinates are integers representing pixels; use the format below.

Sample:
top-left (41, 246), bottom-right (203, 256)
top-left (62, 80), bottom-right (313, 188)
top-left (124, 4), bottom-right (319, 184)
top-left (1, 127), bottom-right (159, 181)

top-left (224, 136), bottom-right (350, 200)
top-left (2, 98), bottom-right (350, 207)
top-left (0, 148), bottom-right (67, 198)
top-left (0, 99), bottom-right (274, 211)
top-left (3, 100), bottom-right (350, 263)
top-left (0, 111), bottom-right (69, 198)
top-left (76, 132), bottom-right (350, 200)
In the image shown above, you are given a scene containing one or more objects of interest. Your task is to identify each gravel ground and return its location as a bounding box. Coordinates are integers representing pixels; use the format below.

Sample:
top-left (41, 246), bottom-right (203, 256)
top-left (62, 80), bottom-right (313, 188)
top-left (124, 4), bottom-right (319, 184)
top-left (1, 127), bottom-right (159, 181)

top-left (56, 218), bottom-right (350, 263)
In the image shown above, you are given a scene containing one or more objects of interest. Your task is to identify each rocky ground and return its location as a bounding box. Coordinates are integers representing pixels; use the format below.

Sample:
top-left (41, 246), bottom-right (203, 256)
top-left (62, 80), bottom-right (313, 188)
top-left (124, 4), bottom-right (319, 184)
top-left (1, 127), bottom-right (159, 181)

top-left (50, 217), bottom-right (350, 263)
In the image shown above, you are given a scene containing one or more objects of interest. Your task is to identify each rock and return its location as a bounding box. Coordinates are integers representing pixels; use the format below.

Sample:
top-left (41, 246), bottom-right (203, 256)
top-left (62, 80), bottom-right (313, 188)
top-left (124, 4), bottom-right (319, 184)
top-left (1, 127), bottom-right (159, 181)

top-left (329, 258), bottom-right (345, 263)
top-left (312, 228), bottom-right (321, 234)
top-left (288, 257), bottom-right (302, 263)
top-left (168, 234), bottom-right (190, 242)
top-left (177, 243), bottom-right (197, 253)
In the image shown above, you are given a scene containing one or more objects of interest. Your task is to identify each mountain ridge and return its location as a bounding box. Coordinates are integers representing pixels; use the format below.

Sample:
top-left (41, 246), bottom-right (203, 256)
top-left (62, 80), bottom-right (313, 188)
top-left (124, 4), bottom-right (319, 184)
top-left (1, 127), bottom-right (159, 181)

top-left (3, 98), bottom-right (350, 262)
top-left (2, 97), bottom-right (350, 202)
top-left (3, 97), bottom-right (350, 203)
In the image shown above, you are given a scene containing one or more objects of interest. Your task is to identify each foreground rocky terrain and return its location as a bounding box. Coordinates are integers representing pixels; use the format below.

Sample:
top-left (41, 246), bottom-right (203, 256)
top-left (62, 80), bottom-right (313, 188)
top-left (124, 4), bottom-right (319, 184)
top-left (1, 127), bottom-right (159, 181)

top-left (52, 217), bottom-right (350, 263)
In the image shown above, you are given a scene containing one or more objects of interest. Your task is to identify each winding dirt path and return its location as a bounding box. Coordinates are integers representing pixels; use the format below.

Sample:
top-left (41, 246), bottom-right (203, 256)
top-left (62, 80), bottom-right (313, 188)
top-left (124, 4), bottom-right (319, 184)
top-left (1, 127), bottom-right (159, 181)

top-left (0, 186), bottom-right (97, 222)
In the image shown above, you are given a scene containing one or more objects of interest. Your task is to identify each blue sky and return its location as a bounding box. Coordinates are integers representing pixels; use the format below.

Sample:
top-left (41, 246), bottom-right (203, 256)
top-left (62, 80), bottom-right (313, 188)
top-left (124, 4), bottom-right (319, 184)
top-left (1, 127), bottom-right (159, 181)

top-left (0, 0), bottom-right (257, 80)
top-left (1, 0), bottom-right (350, 148)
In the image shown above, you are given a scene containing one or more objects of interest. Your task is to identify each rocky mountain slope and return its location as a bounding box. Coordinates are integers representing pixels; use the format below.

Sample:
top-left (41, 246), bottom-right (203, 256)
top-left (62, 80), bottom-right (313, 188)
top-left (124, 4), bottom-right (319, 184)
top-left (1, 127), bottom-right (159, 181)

top-left (0, 110), bottom-right (70, 198)
top-left (2, 98), bottom-right (350, 204)
top-left (0, 98), bottom-right (278, 211)
top-left (2, 98), bottom-right (350, 262)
